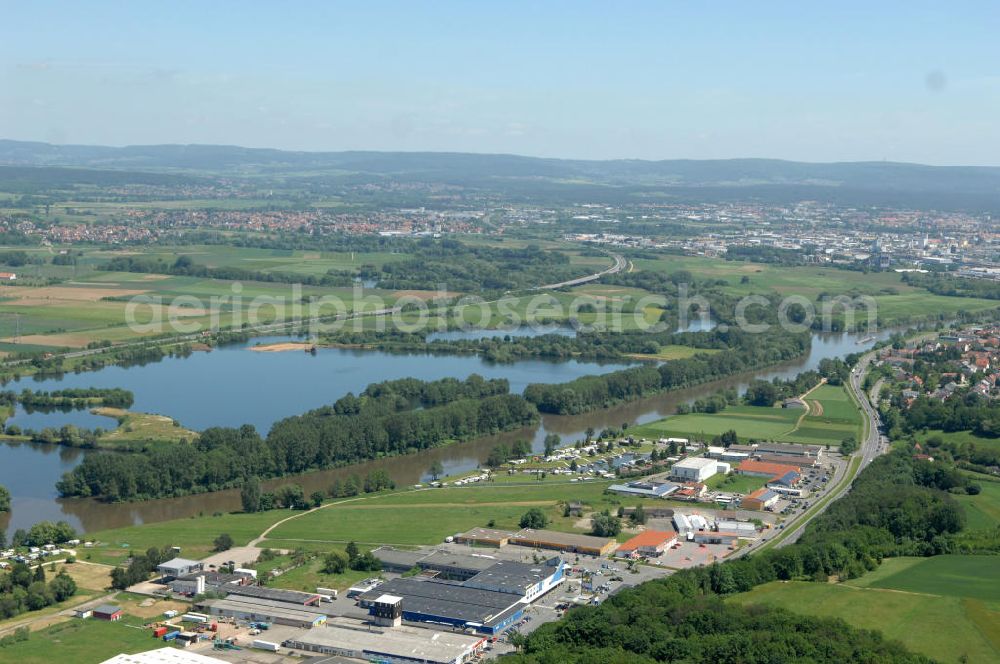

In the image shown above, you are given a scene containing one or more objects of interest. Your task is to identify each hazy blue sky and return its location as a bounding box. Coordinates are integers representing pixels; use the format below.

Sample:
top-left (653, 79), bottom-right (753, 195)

top-left (2, 2), bottom-right (998, 164)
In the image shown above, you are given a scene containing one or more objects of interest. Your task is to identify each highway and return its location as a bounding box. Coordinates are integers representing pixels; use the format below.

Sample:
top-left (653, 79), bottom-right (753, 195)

top-left (771, 348), bottom-right (883, 548)
top-left (534, 252), bottom-right (626, 289)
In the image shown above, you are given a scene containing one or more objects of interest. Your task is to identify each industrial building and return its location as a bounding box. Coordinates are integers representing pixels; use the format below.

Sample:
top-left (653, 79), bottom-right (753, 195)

top-left (454, 527), bottom-right (515, 548)
top-left (100, 648), bottom-right (228, 664)
top-left (224, 584), bottom-right (322, 606)
top-left (715, 520), bottom-right (759, 537)
top-left (768, 469), bottom-right (802, 489)
top-left (417, 550), bottom-right (497, 580)
top-left (196, 597), bottom-right (327, 628)
top-left (357, 577), bottom-right (526, 635)
top-left (615, 530), bottom-right (677, 558)
top-left (168, 570), bottom-right (252, 596)
top-left (670, 456), bottom-right (718, 482)
top-left (510, 528), bottom-right (618, 556)
top-left (607, 479), bottom-right (678, 499)
top-left (156, 558), bottom-right (203, 579)
top-left (736, 460), bottom-right (801, 480)
top-left (693, 531), bottom-right (740, 545)
top-left (284, 619), bottom-right (486, 664)
top-left (356, 559), bottom-right (564, 635)
top-left (741, 487), bottom-right (780, 511)
top-left (372, 546), bottom-right (428, 573)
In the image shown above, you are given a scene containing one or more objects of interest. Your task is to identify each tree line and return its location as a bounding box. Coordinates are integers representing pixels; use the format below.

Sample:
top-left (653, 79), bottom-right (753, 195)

top-left (56, 375), bottom-right (537, 501)
top-left (524, 328), bottom-right (811, 414)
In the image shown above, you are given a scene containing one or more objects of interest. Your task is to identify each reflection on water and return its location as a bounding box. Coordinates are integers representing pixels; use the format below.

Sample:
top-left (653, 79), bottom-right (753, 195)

top-left (0, 326), bottom-right (896, 534)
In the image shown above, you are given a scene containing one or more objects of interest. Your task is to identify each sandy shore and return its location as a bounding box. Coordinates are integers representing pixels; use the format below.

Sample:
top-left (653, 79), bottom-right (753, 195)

top-left (250, 342), bottom-right (315, 352)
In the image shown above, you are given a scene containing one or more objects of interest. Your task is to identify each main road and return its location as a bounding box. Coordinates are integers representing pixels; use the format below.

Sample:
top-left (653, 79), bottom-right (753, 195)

top-left (534, 252), bottom-right (626, 290)
top-left (770, 348), bottom-right (884, 548)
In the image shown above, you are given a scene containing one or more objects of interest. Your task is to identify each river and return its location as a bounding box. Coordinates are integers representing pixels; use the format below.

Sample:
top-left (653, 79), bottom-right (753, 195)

top-left (0, 325), bottom-right (896, 535)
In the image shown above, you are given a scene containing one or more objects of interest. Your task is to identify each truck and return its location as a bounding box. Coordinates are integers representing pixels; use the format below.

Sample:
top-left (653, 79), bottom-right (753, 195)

top-left (251, 639), bottom-right (280, 652)
top-left (316, 587), bottom-right (338, 601)
top-left (152, 626), bottom-right (168, 639)
top-left (163, 631), bottom-right (180, 642)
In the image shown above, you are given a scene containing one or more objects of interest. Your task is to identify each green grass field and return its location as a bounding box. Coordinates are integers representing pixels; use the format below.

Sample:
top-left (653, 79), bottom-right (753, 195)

top-left (705, 472), bottom-right (767, 494)
top-left (729, 576), bottom-right (1000, 663)
top-left (265, 481), bottom-right (621, 547)
top-left (84, 510), bottom-right (288, 564)
top-left (0, 614), bottom-right (155, 664)
top-left (631, 385), bottom-right (860, 446)
top-left (956, 479), bottom-right (1000, 532)
top-left (851, 555), bottom-right (1000, 601)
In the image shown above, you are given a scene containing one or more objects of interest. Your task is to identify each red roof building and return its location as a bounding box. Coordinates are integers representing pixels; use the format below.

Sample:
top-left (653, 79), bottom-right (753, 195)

top-left (736, 460), bottom-right (800, 480)
top-left (615, 530), bottom-right (678, 558)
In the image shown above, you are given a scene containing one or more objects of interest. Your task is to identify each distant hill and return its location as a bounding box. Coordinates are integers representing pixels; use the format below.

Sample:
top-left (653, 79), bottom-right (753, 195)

top-left (1, 139), bottom-right (999, 211)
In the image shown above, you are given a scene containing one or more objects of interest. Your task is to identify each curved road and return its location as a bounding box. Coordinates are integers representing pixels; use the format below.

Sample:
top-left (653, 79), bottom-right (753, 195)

top-left (534, 252), bottom-right (626, 290)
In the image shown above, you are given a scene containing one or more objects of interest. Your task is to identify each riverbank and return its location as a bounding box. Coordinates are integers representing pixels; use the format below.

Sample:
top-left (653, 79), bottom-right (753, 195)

top-left (250, 342), bottom-right (315, 352)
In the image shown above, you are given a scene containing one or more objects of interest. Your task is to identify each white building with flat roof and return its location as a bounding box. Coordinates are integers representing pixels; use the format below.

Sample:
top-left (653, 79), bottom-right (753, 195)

top-left (671, 457), bottom-right (718, 482)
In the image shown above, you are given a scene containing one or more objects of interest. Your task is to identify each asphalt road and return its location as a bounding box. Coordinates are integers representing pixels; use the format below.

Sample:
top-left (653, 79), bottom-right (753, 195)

top-left (773, 349), bottom-right (883, 547)
top-left (535, 252), bottom-right (626, 289)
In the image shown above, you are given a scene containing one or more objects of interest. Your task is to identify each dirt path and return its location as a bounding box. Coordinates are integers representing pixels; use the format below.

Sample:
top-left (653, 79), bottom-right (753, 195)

top-left (780, 379), bottom-right (827, 436)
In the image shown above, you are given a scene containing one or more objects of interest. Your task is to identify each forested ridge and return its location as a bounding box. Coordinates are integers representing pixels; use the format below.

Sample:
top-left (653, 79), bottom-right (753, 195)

top-left (509, 452), bottom-right (969, 663)
top-left (55, 375), bottom-right (537, 501)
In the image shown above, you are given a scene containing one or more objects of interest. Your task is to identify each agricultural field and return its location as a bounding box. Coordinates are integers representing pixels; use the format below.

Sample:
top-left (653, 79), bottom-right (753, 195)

top-left (729, 568), bottom-right (1000, 663)
top-left (631, 384), bottom-right (860, 446)
top-left (0, 269), bottom-right (409, 346)
top-left (850, 555), bottom-right (1000, 601)
top-left (629, 255), bottom-right (1000, 326)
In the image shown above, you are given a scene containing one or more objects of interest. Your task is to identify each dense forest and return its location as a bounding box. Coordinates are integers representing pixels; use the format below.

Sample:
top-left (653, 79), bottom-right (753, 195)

top-left (510, 452), bottom-right (966, 663)
top-left (524, 328), bottom-right (810, 414)
top-left (55, 376), bottom-right (537, 501)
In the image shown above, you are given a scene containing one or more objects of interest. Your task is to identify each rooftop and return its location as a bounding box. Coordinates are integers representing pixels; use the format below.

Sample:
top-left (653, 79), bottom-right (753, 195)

top-left (94, 604), bottom-right (122, 614)
top-left (286, 619), bottom-right (484, 664)
top-left (357, 577), bottom-right (524, 627)
top-left (511, 528), bottom-right (617, 550)
top-left (458, 527), bottom-right (516, 540)
top-left (198, 597), bottom-right (325, 624)
top-left (617, 530), bottom-right (677, 552)
top-left (225, 584), bottom-right (320, 605)
top-left (465, 560), bottom-right (560, 593)
top-left (100, 647), bottom-right (228, 664)
top-left (672, 456), bottom-right (717, 469)
top-left (157, 557), bottom-right (200, 570)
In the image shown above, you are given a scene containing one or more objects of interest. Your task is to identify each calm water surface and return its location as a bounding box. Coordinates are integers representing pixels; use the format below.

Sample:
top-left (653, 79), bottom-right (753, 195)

top-left (0, 326), bottom-right (893, 534)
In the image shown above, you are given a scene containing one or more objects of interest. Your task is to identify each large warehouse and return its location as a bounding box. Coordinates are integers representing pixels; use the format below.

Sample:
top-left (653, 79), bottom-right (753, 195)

top-left (670, 457), bottom-right (719, 482)
top-left (356, 559), bottom-right (564, 635)
top-left (509, 528), bottom-right (618, 556)
top-left (285, 620), bottom-right (486, 664)
top-left (196, 597), bottom-right (327, 628)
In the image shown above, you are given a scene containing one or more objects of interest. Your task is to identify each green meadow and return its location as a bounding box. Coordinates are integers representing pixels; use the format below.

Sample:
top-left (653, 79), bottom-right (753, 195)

top-left (729, 570), bottom-right (1000, 664)
top-left (631, 384), bottom-right (860, 446)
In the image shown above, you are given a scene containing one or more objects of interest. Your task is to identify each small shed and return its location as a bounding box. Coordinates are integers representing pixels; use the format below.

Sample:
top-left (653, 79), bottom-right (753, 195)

top-left (93, 604), bottom-right (124, 621)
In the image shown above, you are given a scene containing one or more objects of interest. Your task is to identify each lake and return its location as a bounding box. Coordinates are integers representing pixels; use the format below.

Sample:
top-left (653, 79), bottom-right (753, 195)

top-left (0, 325), bottom-right (894, 534)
